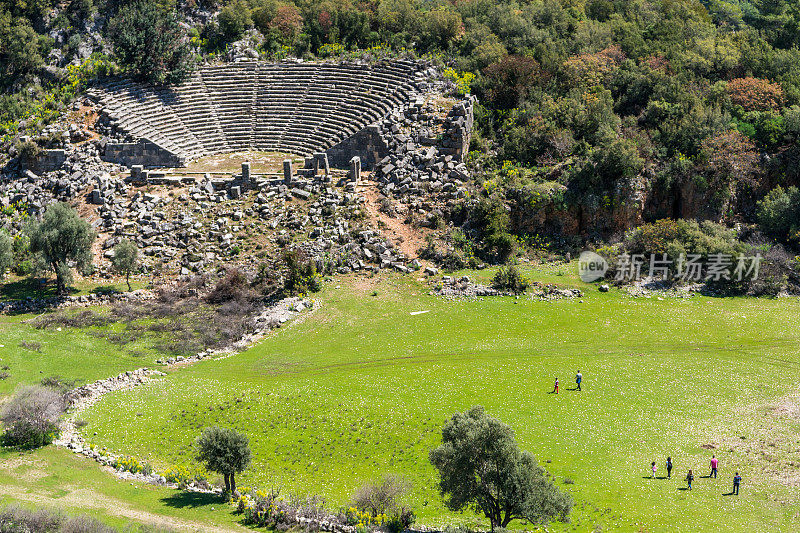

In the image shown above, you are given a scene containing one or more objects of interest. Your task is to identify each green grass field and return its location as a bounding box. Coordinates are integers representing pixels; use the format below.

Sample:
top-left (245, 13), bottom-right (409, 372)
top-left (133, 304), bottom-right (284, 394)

top-left (73, 266), bottom-right (800, 532)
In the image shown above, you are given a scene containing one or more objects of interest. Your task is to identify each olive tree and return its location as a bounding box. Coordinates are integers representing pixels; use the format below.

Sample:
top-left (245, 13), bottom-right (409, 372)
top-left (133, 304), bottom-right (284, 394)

top-left (429, 406), bottom-right (573, 531)
top-left (29, 203), bottom-right (95, 295)
top-left (111, 239), bottom-right (138, 291)
top-left (195, 426), bottom-right (251, 494)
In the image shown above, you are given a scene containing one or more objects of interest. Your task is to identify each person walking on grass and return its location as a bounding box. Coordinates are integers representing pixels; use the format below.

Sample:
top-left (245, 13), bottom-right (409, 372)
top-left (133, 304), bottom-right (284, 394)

top-left (651, 461), bottom-right (657, 478)
top-left (710, 455), bottom-right (718, 479)
top-left (733, 472), bottom-right (741, 495)
top-left (666, 457), bottom-right (673, 479)
top-left (576, 370), bottom-right (582, 391)
top-left (686, 469), bottom-right (694, 490)
top-left (554, 377), bottom-right (559, 394)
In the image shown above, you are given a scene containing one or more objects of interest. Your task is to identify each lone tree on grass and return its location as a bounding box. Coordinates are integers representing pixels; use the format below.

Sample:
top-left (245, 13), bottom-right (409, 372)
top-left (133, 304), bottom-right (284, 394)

top-left (429, 406), bottom-right (573, 531)
top-left (29, 203), bottom-right (95, 295)
top-left (196, 426), bottom-right (251, 494)
top-left (111, 239), bottom-right (138, 291)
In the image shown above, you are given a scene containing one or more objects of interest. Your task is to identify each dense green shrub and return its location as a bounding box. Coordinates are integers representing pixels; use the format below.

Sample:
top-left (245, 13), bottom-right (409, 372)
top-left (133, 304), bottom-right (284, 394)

top-left (108, 0), bottom-right (194, 85)
top-left (217, 0), bottom-right (252, 43)
top-left (623, 219), bottom-right (746, 261)
top-left (283, 249), bottom-right (321, 295)
top-left (471, 197), bottom-right (518, 263)
top-left (15, 139), bottom-right (41, 166)
top-left (756, 186), bottom-right (800, 243)
top-left (492, 265), bottom-right (529, 294)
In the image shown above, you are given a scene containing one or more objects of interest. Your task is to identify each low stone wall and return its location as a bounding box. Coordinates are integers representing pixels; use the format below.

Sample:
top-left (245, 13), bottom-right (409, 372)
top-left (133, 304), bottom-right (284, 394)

top-left (31, 149), bottom-right (67, 173)
top-left (102, 139), bottom-right (184, 168)
top-left (0, 289), bottom-right (155, 314)
top-left (55, 296), bottom-right (315, 487)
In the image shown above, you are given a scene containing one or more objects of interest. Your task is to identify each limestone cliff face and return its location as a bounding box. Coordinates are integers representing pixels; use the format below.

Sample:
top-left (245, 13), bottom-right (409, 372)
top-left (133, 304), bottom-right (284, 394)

top-left (508, 174), bottom-right (649, 239)
top-left (508, 171), bottom-right (735, 239)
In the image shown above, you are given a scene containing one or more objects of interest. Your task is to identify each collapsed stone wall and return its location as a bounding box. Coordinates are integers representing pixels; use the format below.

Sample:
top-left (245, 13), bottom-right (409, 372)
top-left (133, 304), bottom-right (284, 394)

top-left (102, 139), bottom-right (184, 168)
top-left (324, 125), bottom-right (388, 170)
top-left (30, 149), bottom-right (67, 173)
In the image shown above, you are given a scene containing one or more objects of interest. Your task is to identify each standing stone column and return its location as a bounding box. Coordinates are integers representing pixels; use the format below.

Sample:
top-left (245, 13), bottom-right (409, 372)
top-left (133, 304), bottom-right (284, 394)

top-left (312, 153), bottom-right (321, 176)
top-left (283, 159), bottom-right (293, 184)
top-left (130, 165), bottom-right (143, 181)
top-left (349, 156), bottom-right (361, 184)
top-left (321, 153), bottom-right (330, 176)
top-left (313, 152), bottom-right (330, 177)
top-left (242, 161), bottom-right (251, 187)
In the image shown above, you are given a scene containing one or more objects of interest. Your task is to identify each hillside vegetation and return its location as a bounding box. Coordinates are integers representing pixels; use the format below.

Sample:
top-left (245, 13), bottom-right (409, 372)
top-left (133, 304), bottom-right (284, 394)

top-left (4, 1), bottom-right (800, 248)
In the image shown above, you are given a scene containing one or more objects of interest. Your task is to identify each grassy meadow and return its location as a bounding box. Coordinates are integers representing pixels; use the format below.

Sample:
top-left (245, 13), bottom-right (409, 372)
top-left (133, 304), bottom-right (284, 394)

top-left (71, 265), bottom-right (800, 532)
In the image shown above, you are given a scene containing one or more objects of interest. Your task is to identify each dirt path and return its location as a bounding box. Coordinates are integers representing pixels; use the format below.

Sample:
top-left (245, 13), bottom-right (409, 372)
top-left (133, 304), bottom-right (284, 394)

top-left (0, 482), bottom-right (248, 533)
top-left (359, 181), bottom-right (430, 264)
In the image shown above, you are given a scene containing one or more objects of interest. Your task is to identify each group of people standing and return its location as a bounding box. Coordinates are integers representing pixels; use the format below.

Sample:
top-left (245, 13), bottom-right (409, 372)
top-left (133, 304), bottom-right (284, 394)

top-left (651, 455), bottom-right (742, 495)
top-left (550, 371), bottom-right (744, 497)
top-left (552, 370), bottom-right (582, 393)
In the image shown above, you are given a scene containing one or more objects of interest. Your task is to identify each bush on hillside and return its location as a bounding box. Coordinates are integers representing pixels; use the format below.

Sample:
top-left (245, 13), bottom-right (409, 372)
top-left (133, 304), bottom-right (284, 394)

top-left (492, 265), bottom-right (529, 294)
top-left (283, 249), bottom-right (321, 296)
top-left (108, 0), bottom-right (195, 85)
top-left (204, 268), bottom-right (256, 304)
top-left (756, 186), bottom-right (800, 243)
top-left (471, 197), bottom-right (518, 263)
top-left (623, 219), bottom-right (746, 261)
top-left (1, 385), bottom-right (65, 448)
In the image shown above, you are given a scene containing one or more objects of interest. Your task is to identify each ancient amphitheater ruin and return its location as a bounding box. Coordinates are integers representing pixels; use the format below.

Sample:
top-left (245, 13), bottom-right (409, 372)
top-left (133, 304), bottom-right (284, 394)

top-left (89, 59), bottom-right (473, 173)
top-left (0, 60), bottom-right (476, 280)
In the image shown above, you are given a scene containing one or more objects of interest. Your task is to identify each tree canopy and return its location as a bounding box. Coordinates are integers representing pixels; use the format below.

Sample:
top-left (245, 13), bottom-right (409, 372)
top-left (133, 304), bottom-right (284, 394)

top-left (29, 202), bottom-right (95, 295)
top-left (195, 426), bottom-right (251, 493)
top-left (111, 239), bottom-right (138, 291)
top-left (429, 406), bottom-right (573, 530)
top-left (108, 0), bottom-right (195, 85)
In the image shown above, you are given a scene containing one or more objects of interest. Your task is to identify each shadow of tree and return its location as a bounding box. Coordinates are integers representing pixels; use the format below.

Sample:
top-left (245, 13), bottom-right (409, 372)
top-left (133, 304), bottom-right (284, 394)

top-left (160, 490), bottom-right (223, 509)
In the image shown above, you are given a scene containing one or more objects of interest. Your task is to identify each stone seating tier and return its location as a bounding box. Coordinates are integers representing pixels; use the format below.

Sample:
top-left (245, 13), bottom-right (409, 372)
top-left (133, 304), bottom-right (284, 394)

top-left (91, 60), bottom-right (422, 164)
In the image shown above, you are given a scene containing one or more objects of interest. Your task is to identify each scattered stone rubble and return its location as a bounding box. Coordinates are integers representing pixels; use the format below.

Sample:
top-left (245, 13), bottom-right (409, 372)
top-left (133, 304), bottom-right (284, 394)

top-left (374, 94), bottom-right (476, 200)
top-left (431, 276), bottom-right (584, 301)
top-left (528, 282), bottom-right (583, 301)
top-left (432, 275), bottom-right (504, 298)
top-left (625, 278), bottom-right (701, 299)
